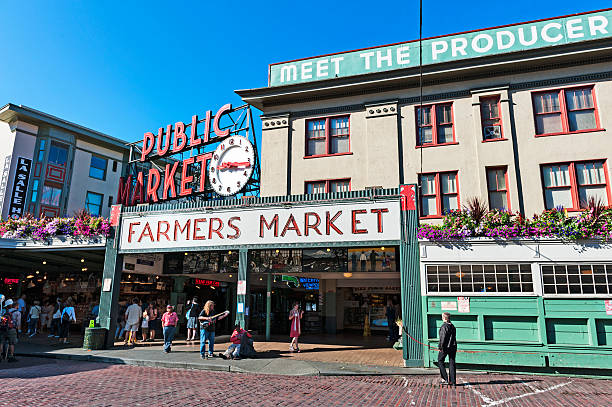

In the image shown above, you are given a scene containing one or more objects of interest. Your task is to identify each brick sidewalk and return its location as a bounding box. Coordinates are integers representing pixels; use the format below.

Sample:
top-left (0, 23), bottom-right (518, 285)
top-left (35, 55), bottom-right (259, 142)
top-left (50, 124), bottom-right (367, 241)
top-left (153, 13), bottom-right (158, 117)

top-left (0, 358), bottom-right (610, 406)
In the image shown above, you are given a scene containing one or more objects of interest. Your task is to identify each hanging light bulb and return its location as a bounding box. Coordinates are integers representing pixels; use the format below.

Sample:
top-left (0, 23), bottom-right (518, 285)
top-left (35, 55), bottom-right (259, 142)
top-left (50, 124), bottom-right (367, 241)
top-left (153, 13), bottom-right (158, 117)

top-left (81, 258), bottom-right (85, 263)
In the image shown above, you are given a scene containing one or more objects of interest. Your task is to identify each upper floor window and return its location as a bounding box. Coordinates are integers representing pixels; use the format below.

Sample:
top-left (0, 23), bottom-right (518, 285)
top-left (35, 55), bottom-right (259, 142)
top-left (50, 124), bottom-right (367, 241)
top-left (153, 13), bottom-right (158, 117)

top-left (40, 184), bottom-right (62, 207)
top-left (541, 160), bottom-right (609, 210)
top-left (532, 86), bottom-right (600, 136)
top-left (48, 142), bottom-right (69, 166)
top-left (306, 116), bottom-right (350, 157)
top-left (480, 96), bottom-right (503, 140)
top-left (85, 191), bottom-right (103, 216)
top-left (89, 155), bottom-right (107, 180)
top-left (305, 178), bottom-right (350, 194)
top-left (416, 103), bottom-right (454, 146)
top-left (419, 171), bottom-right (458, 218)
top-left (37, 139), bottom-right (47, 162)
top-left (486, 167), bottom-right (509, 210)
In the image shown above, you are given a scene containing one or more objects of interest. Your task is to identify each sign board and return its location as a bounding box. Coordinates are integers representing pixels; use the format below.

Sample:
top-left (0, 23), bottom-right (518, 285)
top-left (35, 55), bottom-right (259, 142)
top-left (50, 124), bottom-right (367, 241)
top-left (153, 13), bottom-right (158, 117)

top-left (458, 297), bottom-right (470, 313)
top-left (8, 157), bottom-right (31, 219)
top-left (102, 278), bottom-right (112, 292)
top-left (3, 278), bottom-right (19, 285)
top-left (110, 205), bottom-right (122, 226)
top-left (269, 10), bottom-right (612, 86)
top-left (194, 279), bottom-right (221, 287)
top-left (119, 200), bottom-right (401, 251)
top-left (441, 301), bottom-right (458, 311)
top-left (605, 300), bottom-right (612, 315)
top-left (237, 302), bottom-right (244, 313)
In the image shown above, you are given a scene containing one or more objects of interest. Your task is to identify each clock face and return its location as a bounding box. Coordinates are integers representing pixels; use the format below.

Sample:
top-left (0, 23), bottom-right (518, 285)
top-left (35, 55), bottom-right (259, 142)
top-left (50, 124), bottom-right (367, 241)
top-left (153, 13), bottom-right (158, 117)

top-left (208, 136), bottom-right (255, 196)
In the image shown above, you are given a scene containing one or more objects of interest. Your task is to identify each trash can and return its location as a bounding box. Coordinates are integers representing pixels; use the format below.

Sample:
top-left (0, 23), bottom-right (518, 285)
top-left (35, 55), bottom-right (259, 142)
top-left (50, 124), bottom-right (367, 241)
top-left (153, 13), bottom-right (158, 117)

top-left (83, 327), bottom-right (107, 350)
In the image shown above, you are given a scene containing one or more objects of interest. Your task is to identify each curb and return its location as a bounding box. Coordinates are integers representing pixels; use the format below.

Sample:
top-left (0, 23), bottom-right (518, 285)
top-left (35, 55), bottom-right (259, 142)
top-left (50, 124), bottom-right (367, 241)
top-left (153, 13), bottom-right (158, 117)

top-left (16, 350), bottom-right (443, 377)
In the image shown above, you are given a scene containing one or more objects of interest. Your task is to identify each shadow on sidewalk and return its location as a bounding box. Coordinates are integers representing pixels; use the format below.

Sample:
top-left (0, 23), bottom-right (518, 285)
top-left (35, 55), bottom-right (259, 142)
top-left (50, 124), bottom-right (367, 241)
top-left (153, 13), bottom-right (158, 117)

top-left (0, 356), bottom-right (111, 379)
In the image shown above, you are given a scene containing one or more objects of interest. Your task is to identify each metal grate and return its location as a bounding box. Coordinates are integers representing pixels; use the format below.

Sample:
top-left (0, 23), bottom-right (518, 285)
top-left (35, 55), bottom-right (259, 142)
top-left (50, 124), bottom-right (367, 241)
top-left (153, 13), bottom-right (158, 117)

top-left (426, 264), bottom-right (533, 294)
top-left (541, 264), bottom-right (612, 295)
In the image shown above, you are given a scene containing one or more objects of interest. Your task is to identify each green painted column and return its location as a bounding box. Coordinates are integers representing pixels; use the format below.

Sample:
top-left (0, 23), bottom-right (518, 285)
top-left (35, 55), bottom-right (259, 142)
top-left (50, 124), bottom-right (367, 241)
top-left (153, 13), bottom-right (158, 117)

top-left (398, 184), bottom-right (423, 367)
top-left (99, 229), bottom-right (123, 349)
top-left (266, 273), bottom-right (272, 341)
top-left (236, 248), bottom-right (248, 329)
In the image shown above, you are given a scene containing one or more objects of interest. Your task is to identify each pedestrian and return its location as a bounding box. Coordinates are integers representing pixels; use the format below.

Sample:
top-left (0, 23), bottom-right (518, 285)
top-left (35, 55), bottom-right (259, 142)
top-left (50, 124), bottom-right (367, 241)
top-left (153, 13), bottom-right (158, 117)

top-left (289, 302), bottom-right (303, 352)
top-left (438, 312), bottom-right (457, 386)
top-left (198, 300), bottom-right (229, 359)
top-left (370, 249), bottom-right (378, 271)
top-left (17, 294), bottom-right (26, 330)
top-left (219, 324), bottom-right (251, 360)
top-left (27, 300), bottom-right (42, 337)
top-left (141, 308), bottom-right (149, 342)
top-left (41, 300), bottom-right (53, 333)
top-left (186, 297), bottom-right (201, 342)
top-left (385, 299), bottom-right (397, 342)
top-left (124, 298), bottom-right (142, 346)
top-left (0, 299), bottom-right (18, 362)
top-left (359, 251), bottom-right (367, 271)
top-left (50, 298), bottom-right (62, 338)
top-left (59, 298), bottom-right (76, 345)
top-left (161, 304), bottom-right (178, 353)
top-left (10, 301), bottom-right (22, 335)
top-left (148, 302), bottom-right (159, 341)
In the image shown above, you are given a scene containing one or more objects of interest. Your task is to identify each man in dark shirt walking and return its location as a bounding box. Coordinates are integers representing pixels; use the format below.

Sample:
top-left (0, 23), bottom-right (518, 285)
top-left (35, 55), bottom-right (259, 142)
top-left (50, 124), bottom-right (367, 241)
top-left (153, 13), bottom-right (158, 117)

top-left (438, 312), bottom-right (457, 385)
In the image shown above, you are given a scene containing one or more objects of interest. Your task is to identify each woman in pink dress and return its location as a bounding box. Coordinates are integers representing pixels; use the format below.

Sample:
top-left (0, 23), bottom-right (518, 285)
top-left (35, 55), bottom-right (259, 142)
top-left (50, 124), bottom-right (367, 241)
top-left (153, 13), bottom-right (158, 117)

top-left (289, 302), bottom-right (304, 352)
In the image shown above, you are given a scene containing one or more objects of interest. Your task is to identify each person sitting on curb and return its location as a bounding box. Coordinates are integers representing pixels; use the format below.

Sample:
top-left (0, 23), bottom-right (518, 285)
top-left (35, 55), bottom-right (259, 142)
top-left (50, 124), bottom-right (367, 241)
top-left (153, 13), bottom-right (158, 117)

top-left (219, 325), bottom-right (251, 360)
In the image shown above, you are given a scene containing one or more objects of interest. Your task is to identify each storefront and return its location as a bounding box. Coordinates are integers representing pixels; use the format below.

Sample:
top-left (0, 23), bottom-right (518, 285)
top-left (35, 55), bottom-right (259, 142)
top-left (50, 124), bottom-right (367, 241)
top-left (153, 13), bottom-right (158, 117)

top-left (98, 187), bottom-right (422, 366)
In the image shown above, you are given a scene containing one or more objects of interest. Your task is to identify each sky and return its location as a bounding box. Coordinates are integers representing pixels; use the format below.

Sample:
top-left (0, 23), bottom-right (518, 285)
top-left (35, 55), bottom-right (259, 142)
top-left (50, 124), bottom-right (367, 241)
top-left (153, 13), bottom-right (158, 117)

top-left (0, 2), bottom-right (609, 145)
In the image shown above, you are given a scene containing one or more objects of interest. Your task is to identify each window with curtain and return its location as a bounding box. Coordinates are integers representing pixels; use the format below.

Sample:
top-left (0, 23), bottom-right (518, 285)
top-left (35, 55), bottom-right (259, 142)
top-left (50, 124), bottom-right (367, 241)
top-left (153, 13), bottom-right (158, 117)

top-left (416, 103), bottom-right (454, 146)
top-left (480, 96), bottom-right (504, 140)
top-left (41, 185), bottom-right (62, 206)
top-left (305, 179), bottom-right (350, 194)
top-left (418, 171), bottom-right (458, 217)
top-left (532, 86), bottom-right (599, 135)
top-left (487, 167), bottom-right (509, 210)
top-left (305, 116), bottom-right (350, 156)
top-left (541, 161), bottom-right (608, 209)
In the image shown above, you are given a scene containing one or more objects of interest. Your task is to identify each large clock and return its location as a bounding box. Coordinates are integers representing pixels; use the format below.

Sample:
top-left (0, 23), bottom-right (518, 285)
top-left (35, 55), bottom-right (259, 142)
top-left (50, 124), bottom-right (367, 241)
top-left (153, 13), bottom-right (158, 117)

top-left (208, 135), bottom-right (255, 196)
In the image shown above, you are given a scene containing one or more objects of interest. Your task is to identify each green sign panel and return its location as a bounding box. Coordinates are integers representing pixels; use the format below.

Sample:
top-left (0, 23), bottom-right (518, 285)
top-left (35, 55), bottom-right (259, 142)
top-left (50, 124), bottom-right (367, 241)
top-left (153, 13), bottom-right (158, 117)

top-left (269, 10), bottom-right (611, 87)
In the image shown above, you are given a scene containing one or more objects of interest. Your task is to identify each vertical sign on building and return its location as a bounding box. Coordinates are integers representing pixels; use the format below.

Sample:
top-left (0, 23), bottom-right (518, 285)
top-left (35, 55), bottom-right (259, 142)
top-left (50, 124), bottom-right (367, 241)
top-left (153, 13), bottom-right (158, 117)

top-left (8, 157), bottom-right (31, 219)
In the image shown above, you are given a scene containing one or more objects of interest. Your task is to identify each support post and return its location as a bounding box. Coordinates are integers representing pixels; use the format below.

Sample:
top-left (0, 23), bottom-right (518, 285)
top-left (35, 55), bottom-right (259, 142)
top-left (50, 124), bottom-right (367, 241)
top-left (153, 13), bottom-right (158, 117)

top-left (236, 248), bottom-right (248, 329)
top-left (99, 229), bottom-right (123, 349)
top-left (266, 273), bottom-right (272, 341)
top-left (399, 184), bottom-right (423, 367)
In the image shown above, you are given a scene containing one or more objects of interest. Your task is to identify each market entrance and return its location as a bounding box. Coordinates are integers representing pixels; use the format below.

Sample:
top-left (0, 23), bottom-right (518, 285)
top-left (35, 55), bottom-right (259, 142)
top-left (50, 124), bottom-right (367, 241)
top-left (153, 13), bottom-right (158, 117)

top-left (246, 247), bottom-right (402, 347)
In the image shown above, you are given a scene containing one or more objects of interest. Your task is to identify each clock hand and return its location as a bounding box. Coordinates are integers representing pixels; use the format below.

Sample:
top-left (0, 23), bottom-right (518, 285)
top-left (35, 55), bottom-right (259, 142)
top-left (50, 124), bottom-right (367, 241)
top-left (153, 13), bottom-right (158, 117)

top-left (219, 161), bottom-right (251, 170)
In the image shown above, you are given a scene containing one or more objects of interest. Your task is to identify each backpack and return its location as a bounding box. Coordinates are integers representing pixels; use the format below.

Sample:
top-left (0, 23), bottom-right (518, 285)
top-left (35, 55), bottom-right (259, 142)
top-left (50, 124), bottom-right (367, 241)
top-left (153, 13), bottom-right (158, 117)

top-left (238, 332), bottom-right (256, 358)
top-left (0, 312), bottom-right (15, 331)
top-left (62, 307), bottom-right (72, 322)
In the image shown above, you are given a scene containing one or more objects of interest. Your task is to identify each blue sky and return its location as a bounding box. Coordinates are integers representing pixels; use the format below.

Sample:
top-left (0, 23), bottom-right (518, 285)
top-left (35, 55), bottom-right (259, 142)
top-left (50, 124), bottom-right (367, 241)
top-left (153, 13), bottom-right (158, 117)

top-left (0, 2), bottom-right (609, 144)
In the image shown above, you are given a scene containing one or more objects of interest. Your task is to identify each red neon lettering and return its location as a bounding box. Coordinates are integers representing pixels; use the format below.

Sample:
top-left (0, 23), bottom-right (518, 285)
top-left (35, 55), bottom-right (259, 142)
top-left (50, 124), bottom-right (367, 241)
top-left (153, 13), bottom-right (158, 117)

top-left (174, 219), bottom-right (191, 240)
top-left (281, 214), bottom-right (302, 237)
top-left (157, 221), bottom-right (170, 241)
top-left (172, 122), bottom-right (187, 153)
top-left (370, 208), bottom-right (389, 233)
top-left (304, 212), bottom-right (322, 236)
top-left (196, 153), bottom-right (212, 192)
top-left (189, 114), bottom-right (200, 147)
top-left (117, 175), bottom-right (132, 205)
top-left (128, 222), bottom-right (140, 243)
top-left (193, 218), bottom-right (207, 240)
top-left (163, 162), bottom-right (179, 200)
top-left (260, 214), bottom-right (279, 237)
top-left (202, 110), bottom-right (212, 143)
top-left (326, 211), bottom-right (343, 235)
top-left (156, 125), bottom-right (171, 156)
top-left (213, 103), bottom-right (232, 137)
top-left (352, 210), bottom-right (367, 234)
top-left (227, 217), bottom-right (241, 239)
top-left (180, 157), bottom-right (195, 196)
top-left (208, 218), bottom-right (224, 239)
top-left (131, 171), bottom-right (146, 206)
top-left (138, 222), bottom-right (154, 242)
top-left (147, 168), bottom-right (161, 203)
top-left (141, 132), bottom-right (154, 161)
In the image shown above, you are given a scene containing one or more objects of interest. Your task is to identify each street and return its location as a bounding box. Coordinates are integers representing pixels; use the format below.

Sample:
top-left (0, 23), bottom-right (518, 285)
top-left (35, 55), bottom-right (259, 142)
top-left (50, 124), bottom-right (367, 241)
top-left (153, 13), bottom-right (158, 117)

top-left (0, 357), bottom-right (610, 406)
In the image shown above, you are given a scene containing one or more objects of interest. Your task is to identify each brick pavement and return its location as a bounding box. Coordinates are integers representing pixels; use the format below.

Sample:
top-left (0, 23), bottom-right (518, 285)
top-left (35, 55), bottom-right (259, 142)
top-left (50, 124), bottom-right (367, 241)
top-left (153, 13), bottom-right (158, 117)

top-left (0, 357), bottom-right (610, 407)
